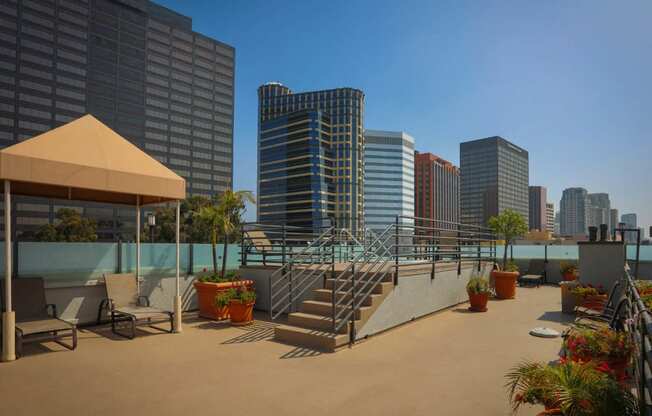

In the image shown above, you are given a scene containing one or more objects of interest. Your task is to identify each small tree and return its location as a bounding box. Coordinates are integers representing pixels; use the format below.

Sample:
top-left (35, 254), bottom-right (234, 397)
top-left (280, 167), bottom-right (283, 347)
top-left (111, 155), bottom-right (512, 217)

top-left (488, 209), bottom-right (528, 270)
top-left (36, 208), bottom-right (98, 242)
top-left (215, 190), bottom-right (254, 279)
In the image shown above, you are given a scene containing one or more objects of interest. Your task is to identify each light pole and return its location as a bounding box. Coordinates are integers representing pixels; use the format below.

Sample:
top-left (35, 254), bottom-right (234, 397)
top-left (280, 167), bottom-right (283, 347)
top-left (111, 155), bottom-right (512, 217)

top-left (147, 213), bottom-right (156, 243)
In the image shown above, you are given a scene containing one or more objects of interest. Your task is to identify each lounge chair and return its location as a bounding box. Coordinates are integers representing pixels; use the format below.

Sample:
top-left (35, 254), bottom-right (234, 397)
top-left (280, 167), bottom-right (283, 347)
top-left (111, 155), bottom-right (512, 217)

top-left (102, 273), bottom-right (173, 339)
top-left (0, 277), bottom-right (77, 358)
top-left (243, 230), bottom-right (274, 265)
top-left (518, 259), bottom-right (545, 287)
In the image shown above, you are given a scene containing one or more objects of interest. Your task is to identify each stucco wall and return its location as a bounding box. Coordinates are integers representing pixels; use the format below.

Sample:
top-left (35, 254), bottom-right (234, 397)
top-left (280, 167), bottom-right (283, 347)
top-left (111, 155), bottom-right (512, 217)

top-left (356, 262), bottom-right (493, 339)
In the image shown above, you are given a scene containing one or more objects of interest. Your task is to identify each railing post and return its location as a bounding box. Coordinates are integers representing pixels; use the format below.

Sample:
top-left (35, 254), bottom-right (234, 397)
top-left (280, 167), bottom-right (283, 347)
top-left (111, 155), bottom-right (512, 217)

top-left (287, 261), bottom-right (293, 313)
top-left (635, 229), bottom-right (641, 278)
top-left (457, 223), bottom-right (461, 276)
top-left (350, 262), bottom-right (356, 345)
top-left (240, 227), bottom-right (246, 266)
top-left (477, 230), bottom-right (481, 272)
top-left (281, 225), bottom-right (287, 266)
top-left (188, 243), bottom-right (194, 275)
top-left (330, 226), bottom-right (335, 289)
top-left (116, 239), bottom-right (122, 274)
top-left (394, 216), bottom-right (399, 286)
top-left (430, 220), bottom-right (435, 280)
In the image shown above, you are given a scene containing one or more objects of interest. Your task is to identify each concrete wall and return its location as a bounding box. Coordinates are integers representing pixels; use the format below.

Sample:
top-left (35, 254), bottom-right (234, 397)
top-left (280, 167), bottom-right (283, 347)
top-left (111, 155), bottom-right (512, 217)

top-left (239, 266), bottom-right (323, 313)
top-left (579, 242), bottom-right (625, 289)
top-left (44, 275), bottom-right (198, 325)
top-left (356, 262), bottom-right (492, 339)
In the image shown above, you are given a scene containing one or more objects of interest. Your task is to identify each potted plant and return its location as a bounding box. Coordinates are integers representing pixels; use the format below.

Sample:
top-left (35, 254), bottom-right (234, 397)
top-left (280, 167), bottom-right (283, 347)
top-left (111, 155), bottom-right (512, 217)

top-left (193, 270), bottom-right (253, 320)
top-left (560, 262), bottom-right (578, 281)
top-left (570, 284), bottom-right (608, 312)
top-left (216, 285), bottom-right (256, 326)
top-left (634, 280), bottom-right (652, 296)
top-left (466, 276), bottom-right (490, 312)
top-left (506, 360), bottom-right (638, 415)
top-left (563, 327), bottom-right (634, 381)
top-left (488, 210), bottom-right (528, 299)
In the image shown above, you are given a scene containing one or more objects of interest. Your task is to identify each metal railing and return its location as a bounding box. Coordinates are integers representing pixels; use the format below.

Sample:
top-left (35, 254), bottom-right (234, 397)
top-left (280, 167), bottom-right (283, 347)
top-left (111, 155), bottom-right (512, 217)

top-left (623, 270), bottom-right (652, 415)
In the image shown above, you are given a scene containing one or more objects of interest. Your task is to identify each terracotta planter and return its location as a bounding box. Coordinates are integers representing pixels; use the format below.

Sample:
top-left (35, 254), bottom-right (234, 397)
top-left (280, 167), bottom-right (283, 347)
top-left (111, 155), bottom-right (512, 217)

top-left (578, 294), bottom-right (608, 312)
top-left (193, 280), bottom-right (253, 320)
top-left (229, 300), bottom-right (254, 326)
top-left (562, 271), bottom-right (577, 281)
top-left (468, 291), bottom-right (489, 312)
top-left (492, 270), bottom-right (519, 299)
top-left (537, 409), bottom-right (562, 416)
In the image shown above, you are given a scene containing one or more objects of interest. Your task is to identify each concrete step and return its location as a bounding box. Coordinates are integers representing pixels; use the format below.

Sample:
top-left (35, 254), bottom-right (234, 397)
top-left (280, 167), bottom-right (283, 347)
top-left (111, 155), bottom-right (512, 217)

top-left (288, 311), bottom-right (349, 334)
top-left (274, 325), bottom-right (349, 352)
top-left (312, 288), bottom-right (374, 306)
top-left (324, 278), bottom-right (393, 293)
top-left (300, 300), bottom-right (372, 321)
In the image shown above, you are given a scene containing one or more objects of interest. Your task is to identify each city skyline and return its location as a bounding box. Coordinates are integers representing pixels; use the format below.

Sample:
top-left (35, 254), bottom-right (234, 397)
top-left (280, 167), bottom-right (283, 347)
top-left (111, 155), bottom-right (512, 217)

top-left (156, 0), bottom-right (652, 232)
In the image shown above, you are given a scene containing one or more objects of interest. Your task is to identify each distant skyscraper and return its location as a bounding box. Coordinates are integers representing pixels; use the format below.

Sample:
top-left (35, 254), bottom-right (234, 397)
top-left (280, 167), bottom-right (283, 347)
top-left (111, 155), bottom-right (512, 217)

top-left (588, 193), bottom-right (611, 230)
top-left (560, 187), bottom-right (589, 236)
top-left (257, 83), bottom-right (365, 231)
top-left (0, 0), bottom-right (235, 240)
top-left (621, 213), bottom-right (638, 243)
top-left (363, 130), bottom-right (415, 231)
top-left (258, 111), bottom-right (334, 230)
top-left (546, 202), bottom-right (555, 233)
top-left (460, 136), bottom-right (529, 226)
top-left (610, 208), bottom-right (619, 235)
top-left (554, 211), bottom-right (561, 235)
top-left (529, 186), bottom-right (547, 231)
top-left (414, 152), bottom-right (460, 228)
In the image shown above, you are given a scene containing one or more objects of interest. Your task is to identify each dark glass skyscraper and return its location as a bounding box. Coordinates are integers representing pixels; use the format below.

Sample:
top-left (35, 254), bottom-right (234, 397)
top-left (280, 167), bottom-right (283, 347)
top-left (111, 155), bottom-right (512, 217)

top-left (0, 0), bottom-right (234, 240)
top-left (460, 136), bottom-right (529, 226)
top-left (257, 83), bottom-right (365, 232)
top-left (258, 110), bottom-right (334, 230)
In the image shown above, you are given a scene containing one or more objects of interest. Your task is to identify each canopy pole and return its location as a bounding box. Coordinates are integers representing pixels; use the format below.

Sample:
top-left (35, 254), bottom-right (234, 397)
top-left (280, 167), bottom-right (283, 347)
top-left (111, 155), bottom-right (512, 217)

top-left (173, 200), bottom-right (182, 333)
top-left (136, 195), bottom-right (140, 295)
top-left (2, 180), bottom-right (15, 362)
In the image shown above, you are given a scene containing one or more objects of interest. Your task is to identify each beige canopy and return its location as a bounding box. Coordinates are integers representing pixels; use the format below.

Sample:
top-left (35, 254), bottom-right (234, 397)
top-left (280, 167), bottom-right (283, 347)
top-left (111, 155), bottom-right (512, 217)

top-left (0, 114), bottom-right (185, 205)
top-left (1, 115), bottom-right (186, 362)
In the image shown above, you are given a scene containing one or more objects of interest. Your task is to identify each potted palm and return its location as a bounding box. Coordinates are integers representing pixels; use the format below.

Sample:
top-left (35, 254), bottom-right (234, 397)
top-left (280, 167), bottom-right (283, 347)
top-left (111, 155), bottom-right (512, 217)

top-left (193, 189), bottom-right (255, 320)
top-left (506, 360), bottom-right (638, 415)
top-left (467, 276), bottom-right (490, 312)
top-left (488, 210), bottom-right (528, 299)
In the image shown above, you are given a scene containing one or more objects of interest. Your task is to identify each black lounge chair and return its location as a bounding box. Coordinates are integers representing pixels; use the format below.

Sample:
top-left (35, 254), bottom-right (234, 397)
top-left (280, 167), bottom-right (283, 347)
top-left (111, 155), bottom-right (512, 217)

top-left (518, 259), bottom-right (545, 287)
top-left (0, 277), bottom-right (77, 358)
top-left (101, 273), bottom-right (173, 339)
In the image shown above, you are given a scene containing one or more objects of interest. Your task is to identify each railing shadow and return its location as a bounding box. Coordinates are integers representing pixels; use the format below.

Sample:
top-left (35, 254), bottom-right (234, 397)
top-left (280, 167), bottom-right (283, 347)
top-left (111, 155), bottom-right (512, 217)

top-left (279, 346), bottom-right (323, 359)
top-left (221, 320), bottom-right (279, 344)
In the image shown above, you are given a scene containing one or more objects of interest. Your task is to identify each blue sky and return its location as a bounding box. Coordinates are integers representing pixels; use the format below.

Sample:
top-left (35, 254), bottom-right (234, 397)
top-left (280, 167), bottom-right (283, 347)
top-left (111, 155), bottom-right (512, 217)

top-left (158, 0), bottom-right (652, 232)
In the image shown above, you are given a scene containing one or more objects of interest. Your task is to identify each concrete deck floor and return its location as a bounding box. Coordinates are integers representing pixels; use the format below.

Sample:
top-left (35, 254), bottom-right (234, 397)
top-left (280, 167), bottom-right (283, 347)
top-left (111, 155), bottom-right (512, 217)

top-left (1, 286), bottom-right (572, 416)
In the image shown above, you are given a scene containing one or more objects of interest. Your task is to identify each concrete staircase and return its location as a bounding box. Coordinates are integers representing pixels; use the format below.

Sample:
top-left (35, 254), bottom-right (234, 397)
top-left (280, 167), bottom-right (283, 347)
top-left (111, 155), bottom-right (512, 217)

top-left (274, 270), bottom-right (394, 351)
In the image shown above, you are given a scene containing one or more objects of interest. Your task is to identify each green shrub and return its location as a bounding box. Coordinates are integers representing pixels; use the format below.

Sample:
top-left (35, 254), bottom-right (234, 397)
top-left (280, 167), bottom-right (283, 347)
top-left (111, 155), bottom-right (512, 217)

top-left (466, 276), bottom-right (490, 294)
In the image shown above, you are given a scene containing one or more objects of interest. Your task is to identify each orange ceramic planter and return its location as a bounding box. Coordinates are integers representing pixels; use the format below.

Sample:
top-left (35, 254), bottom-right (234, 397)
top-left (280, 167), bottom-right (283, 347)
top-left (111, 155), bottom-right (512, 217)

top-left (229, 300), bottom-right (254, 326)
top-left (193, 280), bottom-right (253, 320)
top-left (492, 270), bottom-right (519, 299)
top-left (468, 291), bottom-right (489, 312)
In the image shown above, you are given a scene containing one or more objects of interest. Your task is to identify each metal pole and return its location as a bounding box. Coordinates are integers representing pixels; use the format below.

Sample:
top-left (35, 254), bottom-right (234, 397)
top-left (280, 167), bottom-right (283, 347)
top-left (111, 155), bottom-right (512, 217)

top-left (635, 229), bottom-right (641, 279)
top-left (2, 180), bottom-right (15, 361)
top-left (173, 200), bottom-right (182, 333)
top-left (394, 216), bottom-right (399, 285)
top-left (544, 244), bottom-right (548, 284)
top-left (135, 196), bottom-right (140, 295)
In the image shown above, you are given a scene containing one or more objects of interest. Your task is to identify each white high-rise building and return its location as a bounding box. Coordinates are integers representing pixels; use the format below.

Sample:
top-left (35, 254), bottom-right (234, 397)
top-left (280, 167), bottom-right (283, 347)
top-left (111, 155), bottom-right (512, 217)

top-left (363, 130), bottom-right (415, 232)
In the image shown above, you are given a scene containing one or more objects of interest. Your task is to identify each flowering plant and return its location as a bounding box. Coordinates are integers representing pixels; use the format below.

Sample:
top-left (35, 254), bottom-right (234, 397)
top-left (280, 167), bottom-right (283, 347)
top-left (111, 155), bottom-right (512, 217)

top-left (560, 262), bottom-right (578, 276)
top-left (563, 327), bottom-right (633, 363)
top-left (634, 280), bottom-right (652, 296)
top-left (570, 284), bottom-right (606, 298)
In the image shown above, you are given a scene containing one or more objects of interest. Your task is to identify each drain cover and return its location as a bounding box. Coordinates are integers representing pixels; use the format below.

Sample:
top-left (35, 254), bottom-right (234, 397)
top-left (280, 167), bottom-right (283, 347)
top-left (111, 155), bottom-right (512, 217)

top-left (529, 327), bottom-right (560, 338)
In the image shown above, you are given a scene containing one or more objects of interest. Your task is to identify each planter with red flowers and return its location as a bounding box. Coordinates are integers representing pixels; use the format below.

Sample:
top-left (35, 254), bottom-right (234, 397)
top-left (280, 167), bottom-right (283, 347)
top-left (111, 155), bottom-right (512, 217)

top-left (570, 284), bottom-right (608, 312)
top-left (559, 262), bottom-right (578, 281)
top-left (562, 327), bottom-right (634, 382)
top-left (215, 285), bottom-right (257, 326)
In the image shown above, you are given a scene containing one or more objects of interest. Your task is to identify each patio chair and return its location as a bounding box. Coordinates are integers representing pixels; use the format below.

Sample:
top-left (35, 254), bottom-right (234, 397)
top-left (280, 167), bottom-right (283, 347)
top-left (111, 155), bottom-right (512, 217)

top-left (243, 230), bottom-right (274, 265)
top-left (518, 259), bottom-right (546, 287)
top-left (575, 280), bottom-right (622, 322)
top-left (102, 273), bottom-right (173, 339)
top-left (0, 277), bottom-right (77, 358)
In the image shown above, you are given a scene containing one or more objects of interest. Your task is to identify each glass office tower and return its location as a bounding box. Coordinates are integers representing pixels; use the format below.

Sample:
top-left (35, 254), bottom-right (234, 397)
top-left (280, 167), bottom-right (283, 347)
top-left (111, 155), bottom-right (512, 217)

top-left (0, 0), bottom-right (234, 240)
top-left (258, 110), bottom-right (334, 231)
top-left (257, 83), bottom-right (365, 232)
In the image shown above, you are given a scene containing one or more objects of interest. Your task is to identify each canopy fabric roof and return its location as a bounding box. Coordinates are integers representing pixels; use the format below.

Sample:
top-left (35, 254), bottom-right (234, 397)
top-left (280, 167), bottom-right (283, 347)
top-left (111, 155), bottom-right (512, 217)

top-left (0, 115), bottom-right (185, 205)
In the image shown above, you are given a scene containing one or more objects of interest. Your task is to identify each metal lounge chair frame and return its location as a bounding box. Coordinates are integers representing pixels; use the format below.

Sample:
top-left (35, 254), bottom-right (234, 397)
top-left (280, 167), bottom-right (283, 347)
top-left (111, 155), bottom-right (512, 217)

top-left (243, 230), bottom-right (274, 265)
top-left (1, 277), bottom-right (77, 358)
top-left (101, 273), bottom-right (173, 339)
top-left (518, 259), bottom-right (545, 287)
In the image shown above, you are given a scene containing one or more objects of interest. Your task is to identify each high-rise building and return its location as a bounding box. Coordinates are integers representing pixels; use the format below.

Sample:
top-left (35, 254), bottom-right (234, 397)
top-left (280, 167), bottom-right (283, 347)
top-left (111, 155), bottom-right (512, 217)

top-left (528, 186), bottom-right (547, 231)
top-left (257, 83), bottom-right (365, 231)
top-left (610, 208), bottom-right (619, 235)
top-left (621, 213), bottom-right (638, 243)
top-left (460, 136), bottom-right (529, 226)
top-left (414, 152), bottom-right (460, 228)
top-left (587, 193), bottom-right (611, 229)
top-left (258, 110), bottom-right (334, 230)
top-left (546, 202), bottom-right (555, 233)
top-left (363, 130), bottom-right (414, 232)
top-left (554, 211), bottom-right (561, 235)
top-left (0, 0), bottom-right (235, 240)
top-left (560, 187), bottom-right (589, 236)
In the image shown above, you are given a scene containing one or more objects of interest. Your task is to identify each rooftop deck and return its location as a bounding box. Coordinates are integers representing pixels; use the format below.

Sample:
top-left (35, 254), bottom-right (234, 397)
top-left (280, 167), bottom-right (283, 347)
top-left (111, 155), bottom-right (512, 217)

top-left (1, 286), bottom-right (570, 416)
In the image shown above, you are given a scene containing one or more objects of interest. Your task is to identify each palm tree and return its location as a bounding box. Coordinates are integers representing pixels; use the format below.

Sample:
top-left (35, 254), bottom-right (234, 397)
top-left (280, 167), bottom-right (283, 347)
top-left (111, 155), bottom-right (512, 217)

top-left (215, 189), bottom-right (254, 278)
top-left (197, 189), bottom-right (254, 278)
